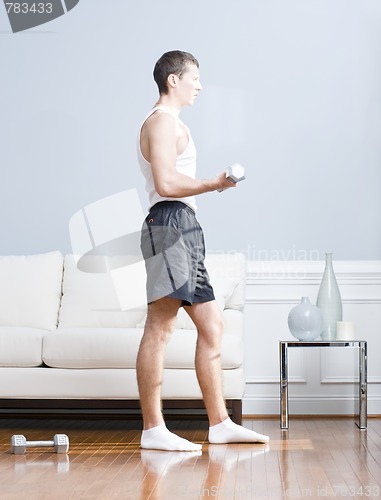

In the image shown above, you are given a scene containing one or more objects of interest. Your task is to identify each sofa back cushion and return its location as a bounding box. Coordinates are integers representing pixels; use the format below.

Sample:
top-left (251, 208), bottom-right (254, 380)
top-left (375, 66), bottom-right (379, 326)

top-left (58, 255), bottom-right (146, 327)
top-left (58, 253), bottom-right (246, 329)
top-left (205, 253), bottom-right (247, 311)
top-left (0, 251), bottom-right (63, 330)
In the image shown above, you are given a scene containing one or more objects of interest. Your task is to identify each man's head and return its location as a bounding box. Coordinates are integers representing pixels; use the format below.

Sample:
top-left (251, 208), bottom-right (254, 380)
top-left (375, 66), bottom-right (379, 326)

top-left (153, 50), bottom-right (199, 95)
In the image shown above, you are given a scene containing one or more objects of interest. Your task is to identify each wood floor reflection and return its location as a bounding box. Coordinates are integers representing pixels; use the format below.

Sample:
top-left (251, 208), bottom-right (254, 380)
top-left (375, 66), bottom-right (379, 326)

top-left (0, 417), bottom-right (380, 499)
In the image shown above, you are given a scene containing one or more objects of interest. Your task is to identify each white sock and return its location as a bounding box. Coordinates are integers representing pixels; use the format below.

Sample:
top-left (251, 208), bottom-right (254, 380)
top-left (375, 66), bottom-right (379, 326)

top-left (141, 449), bottom-right (202, 475)
top-left (141, 424), bottom-right (203, 451)
top-left (208, 443), bottom-right (270, 471)
top-left (208, 418), bottom-right (270, 444)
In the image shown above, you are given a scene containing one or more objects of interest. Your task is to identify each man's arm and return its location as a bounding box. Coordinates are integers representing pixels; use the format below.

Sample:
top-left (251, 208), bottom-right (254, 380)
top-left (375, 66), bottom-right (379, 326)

top-left (146, 113), bottom-right (236, 197)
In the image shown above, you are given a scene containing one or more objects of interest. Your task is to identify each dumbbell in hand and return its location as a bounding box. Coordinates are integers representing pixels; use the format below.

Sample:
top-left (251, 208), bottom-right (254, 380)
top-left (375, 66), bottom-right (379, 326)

top-left (11, 434), bottom-right (69, 455)
top-left (217, 163), bottom-right (245, 192)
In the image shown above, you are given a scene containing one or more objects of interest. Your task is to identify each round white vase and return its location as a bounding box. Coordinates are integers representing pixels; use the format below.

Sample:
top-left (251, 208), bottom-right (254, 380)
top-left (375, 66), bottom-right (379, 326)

top-left (288, 296), bottom-right (323, 341)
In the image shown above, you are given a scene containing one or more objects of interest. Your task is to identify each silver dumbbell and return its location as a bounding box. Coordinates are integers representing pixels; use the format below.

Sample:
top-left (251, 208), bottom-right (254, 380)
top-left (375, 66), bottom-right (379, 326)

top-left (11, 434), bottom-right (69, 454)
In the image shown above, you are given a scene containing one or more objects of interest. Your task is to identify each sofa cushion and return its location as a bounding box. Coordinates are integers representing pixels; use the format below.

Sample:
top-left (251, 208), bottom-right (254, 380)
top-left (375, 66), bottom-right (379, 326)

top-left (42, 328), bottom-right (243, 369)
top-left (0, 251), bottom-right (63, 330)
top-left (58, 255), bottom-right (146, 328)
top-left (0, 327), bottom-right (45, 367)
top-left (206, 253), bottom-right (246, 311)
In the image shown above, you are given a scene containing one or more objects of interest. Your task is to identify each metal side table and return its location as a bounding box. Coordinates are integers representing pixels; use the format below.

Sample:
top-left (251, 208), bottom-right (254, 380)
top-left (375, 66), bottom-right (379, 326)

top-left (279, 340), bottom-right (367, 429)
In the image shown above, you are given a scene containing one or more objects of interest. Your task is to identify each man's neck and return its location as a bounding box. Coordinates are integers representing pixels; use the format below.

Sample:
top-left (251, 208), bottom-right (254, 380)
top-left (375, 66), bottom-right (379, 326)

top-left (155, 97), bottom-right (181, 117)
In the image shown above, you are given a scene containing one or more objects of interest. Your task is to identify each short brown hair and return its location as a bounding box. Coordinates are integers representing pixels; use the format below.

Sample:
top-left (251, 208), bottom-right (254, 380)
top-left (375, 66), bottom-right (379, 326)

top-left (153, 50), bottom-right (199, 95)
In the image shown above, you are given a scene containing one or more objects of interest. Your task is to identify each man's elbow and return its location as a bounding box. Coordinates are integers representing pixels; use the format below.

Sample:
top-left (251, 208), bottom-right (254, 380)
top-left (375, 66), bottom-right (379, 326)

top-left (155, 181), bottom-right (175, 198)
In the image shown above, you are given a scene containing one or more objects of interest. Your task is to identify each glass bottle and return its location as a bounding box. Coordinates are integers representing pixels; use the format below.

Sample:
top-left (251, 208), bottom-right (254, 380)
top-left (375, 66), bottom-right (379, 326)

top-left (316, 253), bottom-right (342, 340)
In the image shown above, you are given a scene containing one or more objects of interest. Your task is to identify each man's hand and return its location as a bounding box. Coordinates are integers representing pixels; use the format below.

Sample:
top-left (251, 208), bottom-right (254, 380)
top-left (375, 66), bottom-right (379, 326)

top-left (216, 171), bottom-right (237, 192)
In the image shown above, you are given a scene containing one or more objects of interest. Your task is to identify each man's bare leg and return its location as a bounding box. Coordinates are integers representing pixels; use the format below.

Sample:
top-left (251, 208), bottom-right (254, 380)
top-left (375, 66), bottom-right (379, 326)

top-left (184, 300), bottom-right (228, 425)
top-left (185, 300), bottom-right (269, 444)
top-left (137, 297), bottom-right (202, 451)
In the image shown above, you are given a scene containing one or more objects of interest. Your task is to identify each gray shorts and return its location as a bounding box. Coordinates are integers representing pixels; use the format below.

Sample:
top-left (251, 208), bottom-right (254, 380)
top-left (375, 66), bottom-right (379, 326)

top-left (140, 201), bottom-right (215, 306)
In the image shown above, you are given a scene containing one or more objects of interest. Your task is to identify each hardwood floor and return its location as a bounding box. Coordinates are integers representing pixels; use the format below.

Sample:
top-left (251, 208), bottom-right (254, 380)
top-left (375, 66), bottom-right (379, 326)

top-left (0, 417), bottom-right (380, 499)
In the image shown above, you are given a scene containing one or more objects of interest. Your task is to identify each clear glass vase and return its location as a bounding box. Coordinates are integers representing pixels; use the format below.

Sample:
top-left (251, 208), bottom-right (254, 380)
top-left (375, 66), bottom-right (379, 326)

top-left (316, 253), bottom-right (342, 340)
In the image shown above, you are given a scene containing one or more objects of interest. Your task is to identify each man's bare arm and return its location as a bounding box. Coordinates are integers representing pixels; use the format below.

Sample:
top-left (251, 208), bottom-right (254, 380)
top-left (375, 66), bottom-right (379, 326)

top-left (146, 113), bottom-right (235, 197)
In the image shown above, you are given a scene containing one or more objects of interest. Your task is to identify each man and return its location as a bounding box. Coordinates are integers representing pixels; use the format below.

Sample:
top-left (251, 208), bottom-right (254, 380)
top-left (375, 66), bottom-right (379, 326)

top-left (137, 50), bottom-right (269, 451)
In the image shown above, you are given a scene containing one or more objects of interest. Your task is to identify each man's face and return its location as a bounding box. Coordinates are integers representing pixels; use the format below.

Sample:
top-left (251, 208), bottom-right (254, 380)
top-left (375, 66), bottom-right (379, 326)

top-left (175, 63), bottom-right (202, 106)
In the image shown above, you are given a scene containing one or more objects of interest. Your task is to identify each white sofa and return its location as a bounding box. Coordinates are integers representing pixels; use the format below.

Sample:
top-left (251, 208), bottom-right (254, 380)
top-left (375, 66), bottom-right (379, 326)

top-left (0, 251), bottom-right (246, 422)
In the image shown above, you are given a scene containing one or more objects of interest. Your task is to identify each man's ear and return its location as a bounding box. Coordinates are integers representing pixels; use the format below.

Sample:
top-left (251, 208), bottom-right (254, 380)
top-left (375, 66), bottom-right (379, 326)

top-left (167, 74), bottom-right (179, 89)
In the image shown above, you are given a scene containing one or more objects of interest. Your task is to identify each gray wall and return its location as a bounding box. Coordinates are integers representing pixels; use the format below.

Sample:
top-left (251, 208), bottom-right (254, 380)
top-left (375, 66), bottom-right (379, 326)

top-left (1, 0), bottom-right (380, 259)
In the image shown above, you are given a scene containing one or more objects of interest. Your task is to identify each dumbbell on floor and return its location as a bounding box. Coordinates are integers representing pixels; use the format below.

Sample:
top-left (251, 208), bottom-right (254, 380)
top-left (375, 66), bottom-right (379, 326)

top-left (11, 434), bottom-right (69, 455)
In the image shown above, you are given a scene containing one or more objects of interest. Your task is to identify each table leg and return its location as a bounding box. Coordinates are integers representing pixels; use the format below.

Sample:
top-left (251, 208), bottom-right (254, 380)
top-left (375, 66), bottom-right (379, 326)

top-left (280, 342), bottom-right (289, 429)
top-left (357, 341), bottom-right (367, 429)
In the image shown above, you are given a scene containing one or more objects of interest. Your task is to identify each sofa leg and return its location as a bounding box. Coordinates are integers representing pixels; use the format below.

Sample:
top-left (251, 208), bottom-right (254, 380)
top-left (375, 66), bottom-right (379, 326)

top-left (230, 399), bottom-right (242, 425)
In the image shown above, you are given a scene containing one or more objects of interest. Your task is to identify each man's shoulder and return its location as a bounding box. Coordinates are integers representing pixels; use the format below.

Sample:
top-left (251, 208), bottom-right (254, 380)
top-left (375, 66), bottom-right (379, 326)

top-left (142, 111), bottom-right (177, 143)
top-left (145, 109), bottom-right (176, 130)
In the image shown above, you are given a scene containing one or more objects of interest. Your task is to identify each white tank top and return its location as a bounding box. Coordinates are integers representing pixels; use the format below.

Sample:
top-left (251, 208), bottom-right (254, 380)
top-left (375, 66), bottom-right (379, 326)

top-left (137, 106), bottom-right (197, 212)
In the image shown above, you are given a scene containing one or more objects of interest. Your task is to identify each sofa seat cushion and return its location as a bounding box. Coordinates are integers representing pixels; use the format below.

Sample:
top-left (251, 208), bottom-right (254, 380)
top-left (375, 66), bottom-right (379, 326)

top-left (43, 328), bottom-right (243, 369)
top-left (0, 327), bottom-right (45, 367)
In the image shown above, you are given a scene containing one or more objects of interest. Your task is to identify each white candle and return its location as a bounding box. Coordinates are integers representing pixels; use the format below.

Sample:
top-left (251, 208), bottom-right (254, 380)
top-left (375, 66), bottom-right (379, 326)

top-left (336, 321), bottom-right (356, 340)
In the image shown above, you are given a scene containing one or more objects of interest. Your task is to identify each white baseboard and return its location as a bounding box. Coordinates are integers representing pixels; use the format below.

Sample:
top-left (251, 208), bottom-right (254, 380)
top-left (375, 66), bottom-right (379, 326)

top-left (243, 396), bottom-right (381, 416)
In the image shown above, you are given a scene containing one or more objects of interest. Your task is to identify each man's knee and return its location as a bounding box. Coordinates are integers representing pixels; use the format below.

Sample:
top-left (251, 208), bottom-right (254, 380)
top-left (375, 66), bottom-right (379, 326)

top-left (144, 318), bottom-right (175, 344)
top-left (197, 317), bottom-right (224, 348)
top-left (144, 298), bottom-right (180, 343)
